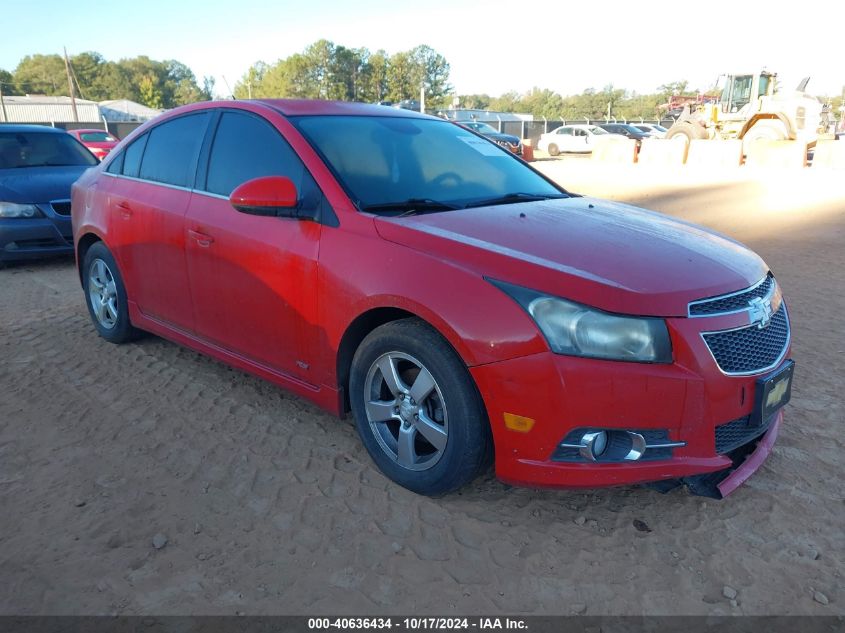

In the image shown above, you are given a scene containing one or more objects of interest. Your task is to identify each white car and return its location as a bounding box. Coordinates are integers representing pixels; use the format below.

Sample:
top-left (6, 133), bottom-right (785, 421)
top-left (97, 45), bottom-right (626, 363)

top-left (537, 124), bottom-right (618, 155)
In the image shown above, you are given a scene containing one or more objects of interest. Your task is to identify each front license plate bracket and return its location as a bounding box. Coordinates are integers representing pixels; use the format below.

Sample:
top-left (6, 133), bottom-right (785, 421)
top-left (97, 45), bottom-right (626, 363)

top-left (752, 360), bottom-right (794, 427)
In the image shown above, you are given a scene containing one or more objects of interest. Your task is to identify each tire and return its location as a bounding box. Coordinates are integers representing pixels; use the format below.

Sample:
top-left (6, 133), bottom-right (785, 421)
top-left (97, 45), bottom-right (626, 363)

top-left (743, 120), bottom-right (788, 144)
top-left (665, 122), bottom-right (706, 143)
top-left (547, 143), bottom-right (560, 156)
top-left (349, 318), bottom-right (492, 496)
top-left (82, 241), bottom-right (140, 344)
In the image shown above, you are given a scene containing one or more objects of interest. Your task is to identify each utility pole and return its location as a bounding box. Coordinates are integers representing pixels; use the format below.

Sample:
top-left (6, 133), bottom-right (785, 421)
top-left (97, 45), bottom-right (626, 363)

top-left (64, 47), bottom-right (79, 123)
top-left (419, 83), bottom-right (425, 113)
top-left (0, 82), bottom-right (8, 123)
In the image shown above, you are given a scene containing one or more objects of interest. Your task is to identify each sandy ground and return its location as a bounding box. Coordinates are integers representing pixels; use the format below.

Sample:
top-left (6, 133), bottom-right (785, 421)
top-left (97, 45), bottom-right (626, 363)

top-left (0, 158), bottom-right (843, 616)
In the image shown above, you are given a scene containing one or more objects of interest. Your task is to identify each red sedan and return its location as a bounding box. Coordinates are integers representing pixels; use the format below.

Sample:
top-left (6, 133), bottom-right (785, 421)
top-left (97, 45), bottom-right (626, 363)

top-left (71, 100), bottom-right (793, 497)
top-left (66, 128), bottom-right (119, 161)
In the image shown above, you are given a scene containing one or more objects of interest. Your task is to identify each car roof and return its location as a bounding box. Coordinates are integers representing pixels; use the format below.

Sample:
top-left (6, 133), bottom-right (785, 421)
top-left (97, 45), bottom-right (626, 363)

top-left (254, 99), bottom-right (432, 119)
top-left (0, 124), bottom-right (66, 134)
top-left (68, 128), bottom-right (112, 134)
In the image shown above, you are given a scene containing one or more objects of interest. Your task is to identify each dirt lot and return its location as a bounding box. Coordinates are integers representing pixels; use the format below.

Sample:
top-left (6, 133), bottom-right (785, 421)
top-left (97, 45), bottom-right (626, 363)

top-left (1, 159), bottom-right (843, 616)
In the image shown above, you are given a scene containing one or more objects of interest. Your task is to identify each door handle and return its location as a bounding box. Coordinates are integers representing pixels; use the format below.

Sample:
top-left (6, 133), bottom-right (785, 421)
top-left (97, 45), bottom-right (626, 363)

top-left (116, 200), bottom-right (132, 218)
top-left (188, 229), bottom-right (215, 247)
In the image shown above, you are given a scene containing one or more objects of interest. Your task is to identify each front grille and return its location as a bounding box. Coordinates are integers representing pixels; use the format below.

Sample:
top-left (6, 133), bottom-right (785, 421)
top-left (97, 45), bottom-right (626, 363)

top-left (702, 305), bottom-right (789, 374)
top-left (689, 275), bottom-right (774, 316)
top-left (50, 200), bottom-right (72, 216)
top-left (715, 413), bottom-right (774, 454)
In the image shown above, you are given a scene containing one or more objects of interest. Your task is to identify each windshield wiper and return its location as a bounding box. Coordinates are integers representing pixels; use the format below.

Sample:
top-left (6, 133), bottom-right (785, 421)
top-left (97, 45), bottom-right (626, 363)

top-left (463, 192), bottom-right (568, 209)
top-left (360, 198), bottom-right (461, 216)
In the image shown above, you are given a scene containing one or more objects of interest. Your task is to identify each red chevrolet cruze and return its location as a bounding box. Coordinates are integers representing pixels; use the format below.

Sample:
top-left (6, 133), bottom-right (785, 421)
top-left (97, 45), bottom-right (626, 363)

top-left (71, 100), bottom-right (793, 497)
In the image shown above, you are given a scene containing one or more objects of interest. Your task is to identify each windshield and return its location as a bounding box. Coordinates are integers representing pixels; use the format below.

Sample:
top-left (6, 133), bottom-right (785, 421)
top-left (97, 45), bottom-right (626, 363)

top-left (292, 115), bottom-right (565, 211)
top-left (0, 132), bottom-right (99, 168)
top-left (79, 131), bottom-right (117, 142)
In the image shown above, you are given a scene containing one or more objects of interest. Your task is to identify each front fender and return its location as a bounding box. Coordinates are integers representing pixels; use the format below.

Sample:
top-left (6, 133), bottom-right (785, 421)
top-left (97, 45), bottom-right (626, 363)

top-left (318, 225), bottom-right (547, 386)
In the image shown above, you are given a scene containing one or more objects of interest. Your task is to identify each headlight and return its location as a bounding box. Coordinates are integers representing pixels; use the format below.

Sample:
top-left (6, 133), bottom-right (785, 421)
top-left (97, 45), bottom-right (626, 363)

top-left (0, 202), bottom-right (41, 218)
top-left (491, 280), bottom-right (673, 363)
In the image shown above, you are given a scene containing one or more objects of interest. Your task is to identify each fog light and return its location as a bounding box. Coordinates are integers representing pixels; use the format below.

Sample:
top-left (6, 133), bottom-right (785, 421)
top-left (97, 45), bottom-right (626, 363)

top-left (579, 431), bottom-right (608, 461)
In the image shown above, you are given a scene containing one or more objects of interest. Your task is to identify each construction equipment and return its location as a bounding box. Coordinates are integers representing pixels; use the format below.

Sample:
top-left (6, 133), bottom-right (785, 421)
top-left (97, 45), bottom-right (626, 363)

top-left (665, 72), bottom-right (831, 146)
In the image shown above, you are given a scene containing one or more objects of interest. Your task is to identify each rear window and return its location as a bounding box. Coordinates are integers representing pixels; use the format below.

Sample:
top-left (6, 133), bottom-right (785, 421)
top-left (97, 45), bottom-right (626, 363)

top-left (138, 113), bottom-right (210, 187)
top-left (79, 132), bottom-right (117, 142)
top-left (0, 131), bottom-right (98, 169)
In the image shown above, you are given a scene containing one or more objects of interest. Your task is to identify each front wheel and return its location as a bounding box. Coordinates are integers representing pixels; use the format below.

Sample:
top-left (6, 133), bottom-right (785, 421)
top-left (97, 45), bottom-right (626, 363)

top-left (547, 143), bottom-right (560, 156)
top-left (349, 318), bottom-right (492, 495)
top-left (82, 241), bottom-right (140, 344)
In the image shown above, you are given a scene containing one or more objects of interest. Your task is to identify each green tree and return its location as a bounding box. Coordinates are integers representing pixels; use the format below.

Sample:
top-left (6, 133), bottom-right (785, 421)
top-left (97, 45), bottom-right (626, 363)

top-left (138, 75), bottom-right (164, 109)
top-left (13, 54), bottom-right (66, 94)
top-left (0, 69), bottom-right (20, 96)
top-left (409, 45), bottom-right (451, 108)
top-left (360, 50), bottom-right (389, 102)
top-left (457, 94), bottom-right (492, 109)
top-left (386, 50), bottom-right (417, 102)
top-left (489, 91), bottom-right (521, 112)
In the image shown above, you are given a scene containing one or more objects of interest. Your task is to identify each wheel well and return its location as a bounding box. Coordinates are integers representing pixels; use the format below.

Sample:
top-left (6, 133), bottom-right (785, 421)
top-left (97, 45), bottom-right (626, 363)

top-left (76, 233), bottom-right (102, 287)
top-left (336, 307), bottom-right (431, 414)
top-left (739, 113), bottom-right (795, 140)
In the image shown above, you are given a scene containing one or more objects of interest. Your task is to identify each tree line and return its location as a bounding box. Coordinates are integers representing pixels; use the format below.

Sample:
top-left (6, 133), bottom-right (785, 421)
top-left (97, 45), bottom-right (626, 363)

top-left (233, 40), bottom-right (451, 107)
top-left (2, 47), bottom-right (841, 121)
top-left (0, 52), bottom-right (214, 109)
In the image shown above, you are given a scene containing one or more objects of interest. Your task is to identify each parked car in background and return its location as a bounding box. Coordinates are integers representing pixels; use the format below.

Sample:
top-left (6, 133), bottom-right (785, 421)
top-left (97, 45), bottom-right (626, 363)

top-left (537, 124), bottom-right (615, 155)
top-left (66, 128), bottom-right (120, 161)
top-left (0, 125), bottom-right (98, 267)
top-left (632, 123), bottom-right (668, 138)
top-left (72, 100), bottom-right (793, 498)
top-left (455, 121), bottom-right (522, 155)
top-left (596, 123), bottom-right (651, 143)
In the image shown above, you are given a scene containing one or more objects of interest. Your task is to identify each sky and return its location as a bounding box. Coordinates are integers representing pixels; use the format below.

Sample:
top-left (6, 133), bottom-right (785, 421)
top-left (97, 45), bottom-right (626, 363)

top-left (2, 0), bottom-right (844, 101)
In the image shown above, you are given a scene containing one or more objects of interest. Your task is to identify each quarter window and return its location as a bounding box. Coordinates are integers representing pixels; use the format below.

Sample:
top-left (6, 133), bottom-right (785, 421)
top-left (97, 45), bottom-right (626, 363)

top-left (105, 150), bottom-right (125, 175)
top-left (204, 111), bottom-right (306, 197)
top-left (121, 133), bottom-right (148, 178)
top-left (138, 113), bottom-right (210, 187)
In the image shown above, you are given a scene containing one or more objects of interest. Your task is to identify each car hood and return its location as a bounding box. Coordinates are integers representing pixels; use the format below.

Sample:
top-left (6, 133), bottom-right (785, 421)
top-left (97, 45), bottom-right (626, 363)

top-left (0, 166), bottom-right (91, 203)
top-left (374, 197), bottom-right (768, 317)
top-left (483, 132), bottom-right (520, 144)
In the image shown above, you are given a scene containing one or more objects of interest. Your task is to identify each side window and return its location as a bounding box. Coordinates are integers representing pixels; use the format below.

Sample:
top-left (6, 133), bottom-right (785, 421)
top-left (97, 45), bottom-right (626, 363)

top-left (138, 113), bottom-right (210, 187)
top-left (557, 127), bottom-right (573, 136)
top-left (204, 111), bottom-right (306, 197)
top-left (105, 150), bottom-right (125, 175)
top-left (122, 133), bottom-right (148, 178)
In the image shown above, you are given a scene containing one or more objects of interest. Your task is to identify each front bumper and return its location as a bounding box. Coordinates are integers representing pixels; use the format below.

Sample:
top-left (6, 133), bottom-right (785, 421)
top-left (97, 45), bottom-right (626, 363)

top-left (470, 311), bottom-right (791, 496)
top-left (0, 205), bottom-right (73, 263)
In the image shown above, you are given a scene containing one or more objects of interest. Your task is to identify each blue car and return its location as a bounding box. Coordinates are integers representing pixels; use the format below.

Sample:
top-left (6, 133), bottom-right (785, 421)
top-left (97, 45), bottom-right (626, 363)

top-left (0, 125), bottom-right (98, 266)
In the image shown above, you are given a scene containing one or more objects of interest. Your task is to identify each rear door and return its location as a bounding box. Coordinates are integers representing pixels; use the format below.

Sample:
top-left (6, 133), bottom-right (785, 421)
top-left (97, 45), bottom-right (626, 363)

top-left (105, 113), bottom-right (210, 332)
top-left (184, 109), bottom-right (322, 380)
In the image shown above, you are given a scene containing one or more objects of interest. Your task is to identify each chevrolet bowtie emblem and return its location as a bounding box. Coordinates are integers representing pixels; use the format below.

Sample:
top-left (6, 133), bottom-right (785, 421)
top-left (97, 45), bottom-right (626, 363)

top-left (748, 296), bottom-right (773, 329)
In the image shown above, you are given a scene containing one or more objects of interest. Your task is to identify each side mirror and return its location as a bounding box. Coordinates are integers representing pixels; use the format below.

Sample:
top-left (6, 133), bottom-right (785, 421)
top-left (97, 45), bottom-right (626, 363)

top-left (229, 176), bottom-right (298, 217)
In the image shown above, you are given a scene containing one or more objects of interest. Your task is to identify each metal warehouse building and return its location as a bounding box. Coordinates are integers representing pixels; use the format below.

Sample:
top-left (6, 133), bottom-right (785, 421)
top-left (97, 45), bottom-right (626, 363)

top-left (0, 95), bottom-right (102, 124)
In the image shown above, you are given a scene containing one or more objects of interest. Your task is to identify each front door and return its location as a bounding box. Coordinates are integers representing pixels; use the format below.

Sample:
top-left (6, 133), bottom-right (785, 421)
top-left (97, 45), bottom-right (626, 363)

top-left (184, 110), bottom-right (322, 380)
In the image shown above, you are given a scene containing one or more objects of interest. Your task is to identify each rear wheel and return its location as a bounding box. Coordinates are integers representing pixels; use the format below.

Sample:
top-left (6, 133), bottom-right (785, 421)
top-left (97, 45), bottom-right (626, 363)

top-left (82, 242), bottom-right (140, 344)
top-left (547, 143), bottom-right (560, 156)
top-left (349, 318), bottom-right (492, 495)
